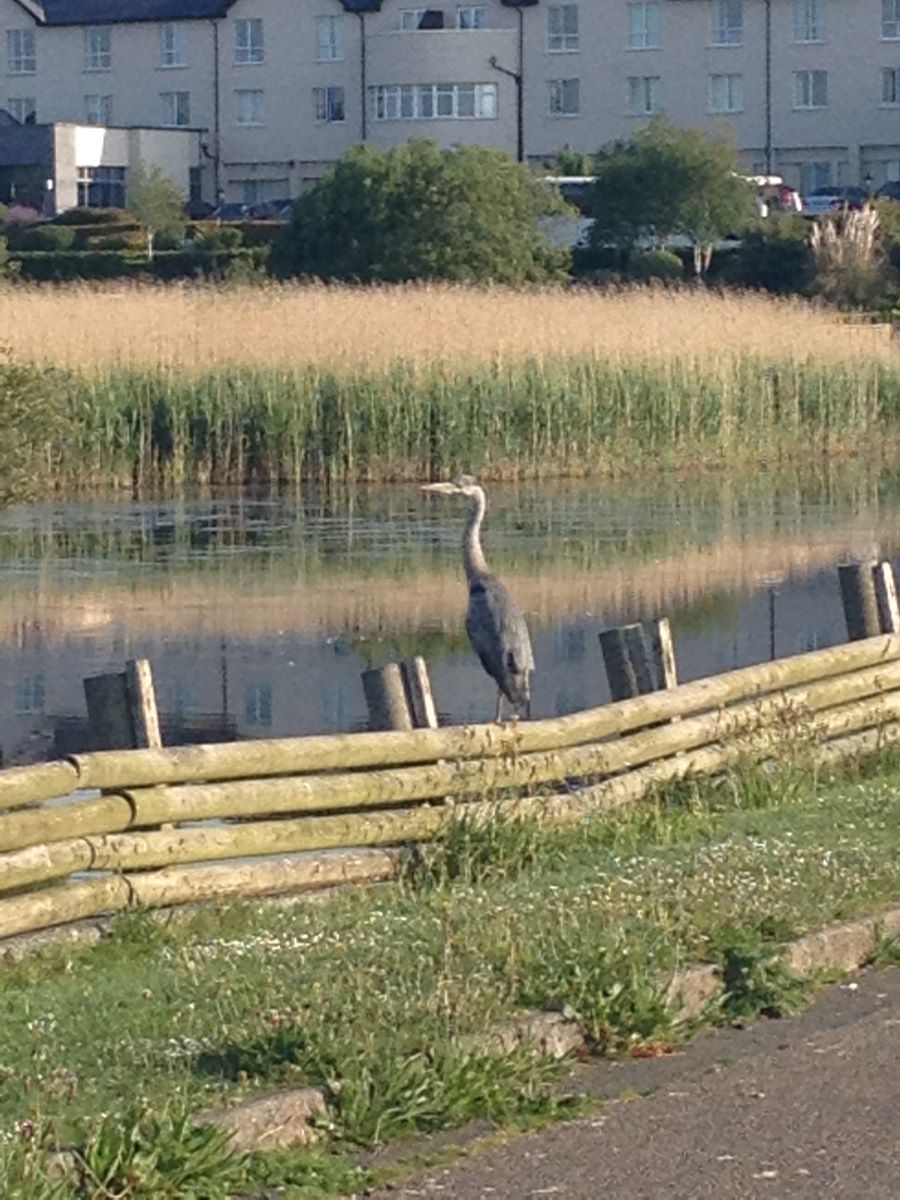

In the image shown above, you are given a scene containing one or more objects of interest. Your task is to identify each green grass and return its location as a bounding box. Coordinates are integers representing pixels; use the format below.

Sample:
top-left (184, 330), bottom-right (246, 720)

top-left (28, 354), bottom-right (900, 489)
top-left (4, 752), bottom-right (900, 1196)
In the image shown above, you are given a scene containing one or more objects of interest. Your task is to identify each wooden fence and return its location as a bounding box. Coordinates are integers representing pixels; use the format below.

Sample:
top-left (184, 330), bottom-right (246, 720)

top-left (2, 616), bottom-right (900, 943)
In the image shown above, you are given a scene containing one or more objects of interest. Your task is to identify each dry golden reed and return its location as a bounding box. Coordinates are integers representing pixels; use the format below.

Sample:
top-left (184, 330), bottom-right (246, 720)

top-left (2, 282), bottom-right (893, 372)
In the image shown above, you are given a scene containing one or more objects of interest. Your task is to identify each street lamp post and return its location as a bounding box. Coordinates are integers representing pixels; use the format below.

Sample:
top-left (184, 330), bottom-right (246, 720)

top-left (488, 8), bottom-right (525, 163)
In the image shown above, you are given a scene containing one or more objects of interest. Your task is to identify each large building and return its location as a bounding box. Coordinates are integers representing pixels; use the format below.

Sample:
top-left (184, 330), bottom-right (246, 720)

top-left (0, 0), bottom-right (897, 209)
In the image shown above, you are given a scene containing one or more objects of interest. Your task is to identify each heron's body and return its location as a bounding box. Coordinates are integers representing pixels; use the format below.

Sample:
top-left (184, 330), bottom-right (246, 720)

top-left (422, 478), bottom-right (534, 721)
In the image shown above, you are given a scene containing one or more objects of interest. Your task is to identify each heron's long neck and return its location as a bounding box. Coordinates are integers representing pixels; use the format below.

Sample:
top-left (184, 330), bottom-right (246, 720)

top-left (463, 489), bottom-right (489, 583)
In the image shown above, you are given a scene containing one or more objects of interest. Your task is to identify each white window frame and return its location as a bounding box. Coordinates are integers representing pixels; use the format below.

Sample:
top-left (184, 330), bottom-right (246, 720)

top-left (399, 8), bottom-right (428, 30)
top-left (234, 18), bottom-right (264, 65)
top-left (368, 82), bottom-right (498, 120)
top-left (627, 74), bottom-right (661, 115)
top-left (7, 29), bottom-right (35, 74)
top-left (548, 4), bottom-right (579, 52)
top-left (884, 0), bottom-right (900, 40)
top-left (160, 22), bottom-right (187, 68)
top-left (627, 2), bottom-right (661, 50)
top-left (83, 26), bottom-right (112, 72)
top-left (711, 0), bottom-right (742, 46)
top-left (161, 89), bottom-right (190, 126)
top-left (315, 15), bottom-right (343, 61)
top-left (792, 0), bottom-right (824, 43)
top-left (84, 92), bottom-right (113, 124)
top-left (708, 72), bottom-right (743, 112)
top-left (314, 84), bottom-right (345, 122)
top-left (793, 68), bottom-right (827, 108)
top-left (548, 77), bottom-right (580, 116)
top-left (236, 87), bottom-right (265, 125)
top-left (458, 5), bottom-right (488, 28)
top-left (6, 96), bottom-right (35, 123)
top-left (15, 674), bottom-right (44, 715)
top-left (77, 164), bottom-right (125, 207)
top-left (245, 682), bottom-right (272, 727)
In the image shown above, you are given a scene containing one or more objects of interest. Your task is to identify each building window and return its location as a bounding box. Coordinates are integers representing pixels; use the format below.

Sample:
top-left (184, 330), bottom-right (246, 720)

top-left (77, 165), bottom-right (125, 207)
top-left (244, 682), bottom-right (272, 727)
top-left (399, 8), bottom-right (444, 30)
top-left (628, 2), bottom-right (660, 49)
top-left (233, 177), bottom-right (289, 204)
top-left (84, 26), bottom-right (112, 71)
top-left (800, 161), bottom-right (831, 193)
top-left (711, 0), bottom-right (742, 45)
top-left (458, 5), bottom-right (488, 28)
top-left (84, 93), bottom-right (113, 124)
top-left (369, 81), bottom-right (498, 120)
top-left (314, 84), bottom-right (345, 121)
top-left (236, 88), bottom-right (265, 125)
top-left (167, 681), bottom-right (198, 716)
top-left (15, 674), bottom-right (44, 715)
top-left (548, 78), bottom-right (580, 116)
top-left (883, 67), bottom-right (900, 104)
top-left (7, 96), bottom-right (35, 124)
top-left (161, 90), bottom-right (190, 126)
top-left (793, 0), bottom-right (824, 42)
top-left (315, 15), bottom-right (343, 61)
top-left (708, 72), bottom-right (743, 112)
top-left (548, 4), bottom-right (579, 51)
top-left (161, 22), bottom-right (187, 67)
top-left (886, 159), bottom-right (900, 181)
top-left (7, 29), bottom-right (35, 74)
top-left (794, 68), bottom-right (827, 107)
top-left (884, 0), bottom-right (900, 40)
top-left (627, 74), bottom-right (660, 115)
top-left (234, 18), bottom-right (264, 64)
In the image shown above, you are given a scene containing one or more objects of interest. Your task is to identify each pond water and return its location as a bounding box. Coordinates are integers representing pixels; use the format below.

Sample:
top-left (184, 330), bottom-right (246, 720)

top-left (2, 465), bottom-right (899, 764)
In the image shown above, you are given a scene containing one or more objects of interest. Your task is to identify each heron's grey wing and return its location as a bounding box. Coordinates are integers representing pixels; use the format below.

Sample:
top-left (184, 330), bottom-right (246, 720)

top-left (466, 576), bottom-right (534, 688)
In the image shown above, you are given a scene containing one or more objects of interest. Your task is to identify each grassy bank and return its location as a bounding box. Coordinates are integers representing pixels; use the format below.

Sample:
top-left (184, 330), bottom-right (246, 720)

top-left (3, 284), bottom-right (900, 488)
top-left (3, 751), bottom-right (900, 1197)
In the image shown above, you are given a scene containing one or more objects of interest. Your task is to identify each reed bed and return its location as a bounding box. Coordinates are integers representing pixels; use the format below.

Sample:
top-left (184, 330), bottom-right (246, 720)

top-left (6, 283), bottom-right (900, 484)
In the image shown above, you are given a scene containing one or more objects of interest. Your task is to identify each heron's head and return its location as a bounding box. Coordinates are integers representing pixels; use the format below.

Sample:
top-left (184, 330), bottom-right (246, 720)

top-left (420, 474), bottom-right (482, 500)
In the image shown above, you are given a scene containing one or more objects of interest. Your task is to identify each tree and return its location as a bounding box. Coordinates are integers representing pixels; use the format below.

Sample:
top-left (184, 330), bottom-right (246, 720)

top-left (588, 118), bottom-right (755, 277)
top-left (272, 140), bottom-right (570, 284)
top-left (126, 164), bottom-right (186, 261)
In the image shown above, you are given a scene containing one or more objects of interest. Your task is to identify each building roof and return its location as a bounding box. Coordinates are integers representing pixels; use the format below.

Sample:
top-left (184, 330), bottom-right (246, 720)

top-left (13, 0), bottom-right (237, 24)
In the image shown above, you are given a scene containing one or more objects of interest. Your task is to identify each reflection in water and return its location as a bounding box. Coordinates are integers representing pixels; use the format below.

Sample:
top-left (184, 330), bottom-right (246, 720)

top-left (1, 465), bottom-right (898, 763)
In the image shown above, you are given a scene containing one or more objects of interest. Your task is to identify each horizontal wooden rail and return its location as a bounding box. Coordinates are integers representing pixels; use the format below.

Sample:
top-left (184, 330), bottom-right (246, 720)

top-left (46, 634), bottom-right (899, 794)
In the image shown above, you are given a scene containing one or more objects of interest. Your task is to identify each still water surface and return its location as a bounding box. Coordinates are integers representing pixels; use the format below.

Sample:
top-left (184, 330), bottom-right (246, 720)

top-left (1, 466), bottom-right (898, 764)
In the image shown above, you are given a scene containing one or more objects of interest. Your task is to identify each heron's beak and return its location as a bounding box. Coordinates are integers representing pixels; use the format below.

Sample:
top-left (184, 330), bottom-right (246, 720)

top-left (420, 482), bottom-right (459, 496)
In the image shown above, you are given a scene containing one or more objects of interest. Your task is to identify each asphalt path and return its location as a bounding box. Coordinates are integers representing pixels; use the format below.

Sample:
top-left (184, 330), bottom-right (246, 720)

top-left (363, 967), bottom-right (900, 1200)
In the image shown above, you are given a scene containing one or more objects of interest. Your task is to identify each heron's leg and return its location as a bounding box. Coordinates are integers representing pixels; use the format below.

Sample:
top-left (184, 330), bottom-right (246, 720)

top-left (495, 690), bottom-right (504, 723)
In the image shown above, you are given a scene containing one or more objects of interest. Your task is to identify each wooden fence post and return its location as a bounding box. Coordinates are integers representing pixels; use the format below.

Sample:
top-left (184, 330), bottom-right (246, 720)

top-left (873, 561), bottom-right (900, 635)
top-left (598, 627), bottom-right (640, 702)
top-left (839, 562), bottom-right (882, 641)
top-left (362, 664), bottom-right (414, 731)
top-left (650, 617), bottom-right (679, 690)
top-left (401, 657), bottom-right (439, 730)
top-left (84, 658), bottom-right (163, 751)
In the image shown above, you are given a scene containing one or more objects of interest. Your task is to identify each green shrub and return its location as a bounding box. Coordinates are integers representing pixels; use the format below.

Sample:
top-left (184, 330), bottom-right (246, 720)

top-left (195, 225), bottom-right (244, 251)
top-left (238, 220), bottom-right (284, 247)
top-left (150, 246), bottom-right (266, 280)
top-left (626, 248), bottom-right (684, 282)
top-left (7, 223), bottom-right (76, 251)
top-left (52, 206), bottom-right (136, 226)
top-left (735, 216), bottom-right (815, 294)
top-left (11, 250), bottom-right (142, 281)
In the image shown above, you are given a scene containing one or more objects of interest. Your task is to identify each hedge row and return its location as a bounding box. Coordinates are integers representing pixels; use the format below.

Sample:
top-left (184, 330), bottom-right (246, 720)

top-left (10, 247), bottom-right (268, 282)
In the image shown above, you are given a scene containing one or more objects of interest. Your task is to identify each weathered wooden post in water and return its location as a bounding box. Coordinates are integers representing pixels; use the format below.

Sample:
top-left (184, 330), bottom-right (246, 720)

top-left (839, 561), bottom-right (900, 639)
top-left (362, 664), bottom-right (414, 731)
top-left (600, 619), bottom-right (678, 702)
top-left (83, 658), bottom-right (162, 750)
top-left (401, 657), bottom-right (439, 730)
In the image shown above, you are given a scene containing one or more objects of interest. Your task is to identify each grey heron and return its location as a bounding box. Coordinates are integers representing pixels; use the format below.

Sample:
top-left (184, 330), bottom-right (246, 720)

top-left (421, 476), bottom-right (534, 722)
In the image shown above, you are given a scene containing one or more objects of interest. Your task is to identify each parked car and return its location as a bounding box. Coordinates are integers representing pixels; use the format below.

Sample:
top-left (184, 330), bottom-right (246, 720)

top-left (801, 185), bottom-right (868, 215)
top-left (875, 180), bottom-right (900, 203)
top-left (210, 201), bottom-right (250, 221)
top-left (248, 197), bottom-right (294, 220)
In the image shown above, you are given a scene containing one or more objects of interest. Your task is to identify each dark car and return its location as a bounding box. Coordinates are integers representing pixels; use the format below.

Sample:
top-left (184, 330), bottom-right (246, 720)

top-left (248, 197), bottom-right (294, 220)
top-left (210, 201), bottom-right (250, 221)
top-left (801, 185), bottom-right (868, 215)
top-left (876, 180), bottom-right (900, 202)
